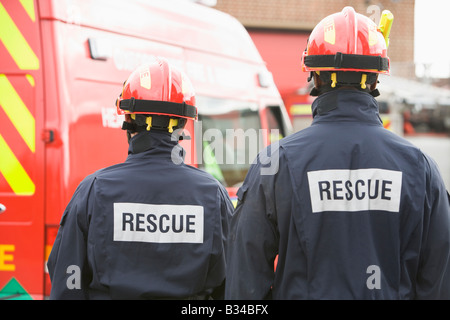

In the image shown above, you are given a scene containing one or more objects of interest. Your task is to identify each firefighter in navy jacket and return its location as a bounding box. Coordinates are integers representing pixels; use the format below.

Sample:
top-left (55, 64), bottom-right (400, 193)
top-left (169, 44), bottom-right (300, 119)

top-left (225, 7), bottom-right (450, 299)
top-left (48, 58), bottom-right (233, 299)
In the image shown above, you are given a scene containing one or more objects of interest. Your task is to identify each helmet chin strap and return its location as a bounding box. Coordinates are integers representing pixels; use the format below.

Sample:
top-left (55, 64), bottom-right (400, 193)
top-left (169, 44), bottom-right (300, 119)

top-left (309, 86), bottom-right (380, 97)
top-left (309, 71), bottom-right (380, 97)
top-left (122, 114), bottom-right (189, 143)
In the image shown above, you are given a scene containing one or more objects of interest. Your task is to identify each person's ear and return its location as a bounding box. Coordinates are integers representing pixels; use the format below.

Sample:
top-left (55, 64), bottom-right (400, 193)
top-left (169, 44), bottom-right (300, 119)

top-left (370, 74), bottom-right (379, 91)
top-left (313, 72), bottom-right (323, 89)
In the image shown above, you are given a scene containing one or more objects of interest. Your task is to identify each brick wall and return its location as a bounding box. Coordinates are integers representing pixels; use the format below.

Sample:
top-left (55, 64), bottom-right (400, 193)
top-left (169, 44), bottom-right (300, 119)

top-left (214, 0), bottom-right (415, 78)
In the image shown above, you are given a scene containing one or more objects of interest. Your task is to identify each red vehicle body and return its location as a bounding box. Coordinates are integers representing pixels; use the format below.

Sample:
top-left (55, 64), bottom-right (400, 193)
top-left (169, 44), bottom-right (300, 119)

top-left (0, 0), bottom-right (292, 299)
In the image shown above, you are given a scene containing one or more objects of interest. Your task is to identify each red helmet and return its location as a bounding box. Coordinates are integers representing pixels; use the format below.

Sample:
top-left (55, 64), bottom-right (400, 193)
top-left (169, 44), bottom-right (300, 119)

top-left (301, 6), bottom-right (390, 75)
top-left (116, 57), bottom-right (197, 120)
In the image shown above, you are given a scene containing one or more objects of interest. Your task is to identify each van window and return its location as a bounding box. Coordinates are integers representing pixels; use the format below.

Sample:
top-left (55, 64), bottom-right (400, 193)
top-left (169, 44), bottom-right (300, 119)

top-left (196, 96), bottom-right (263, 188)
top-left (266, 105), bottom-right (287, 141)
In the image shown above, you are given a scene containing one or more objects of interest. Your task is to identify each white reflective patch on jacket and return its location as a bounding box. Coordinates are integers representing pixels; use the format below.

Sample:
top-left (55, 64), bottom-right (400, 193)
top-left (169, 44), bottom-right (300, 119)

top-left (114, 203), bottom-right (204, 243)
top-left (307, 168), bottom-right (402, 213)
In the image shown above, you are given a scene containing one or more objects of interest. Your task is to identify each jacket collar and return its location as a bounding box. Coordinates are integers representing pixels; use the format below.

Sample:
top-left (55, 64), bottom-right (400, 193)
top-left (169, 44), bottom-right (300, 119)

top-left (127, 130), bottom-right (185, 163)
top-left (311, 89), bottom-right (383, 126)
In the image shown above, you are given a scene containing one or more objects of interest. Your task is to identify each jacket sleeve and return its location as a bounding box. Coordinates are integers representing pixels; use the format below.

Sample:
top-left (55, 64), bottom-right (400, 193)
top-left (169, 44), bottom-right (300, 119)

top-left (207, 184), bottom-right (234, 299)
top-left (225, 145), bottom-right (282, 299)
top-left (47, 175), bottom-right (95, 300)
top-left (415, 154), bottom-right (450, 299)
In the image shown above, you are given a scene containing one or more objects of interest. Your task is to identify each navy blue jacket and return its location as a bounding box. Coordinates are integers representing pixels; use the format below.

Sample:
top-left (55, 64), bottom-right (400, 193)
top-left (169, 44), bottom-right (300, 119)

top-left (225, 89), bottom-right (450, 299)
top-left (48, 130), bottom-right (233, 299)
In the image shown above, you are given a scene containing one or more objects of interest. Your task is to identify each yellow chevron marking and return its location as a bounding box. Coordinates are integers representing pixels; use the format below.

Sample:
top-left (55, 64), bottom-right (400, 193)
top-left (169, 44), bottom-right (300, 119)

top-left (0, 3), bottom-right (39, 70)
top-left (0, 134), bottom-right (35, 195)
top-left (0, 74), bottom-right (35, 153)
top-left (19, 0), bottom-right (35, 22)
top-left (25, 74), bottom-right (35, 87)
